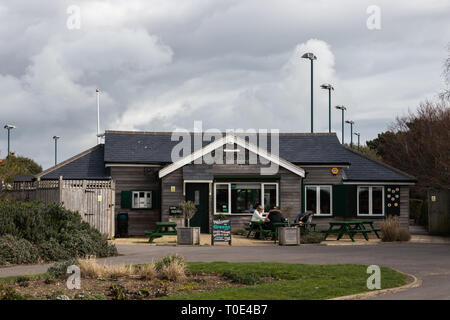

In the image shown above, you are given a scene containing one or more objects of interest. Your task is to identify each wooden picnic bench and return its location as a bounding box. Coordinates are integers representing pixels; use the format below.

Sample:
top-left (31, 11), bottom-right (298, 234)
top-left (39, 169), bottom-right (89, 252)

top-left (322, 220), bottom-right (380, 242)
top-left (145, 221), bottom-right (178, 243)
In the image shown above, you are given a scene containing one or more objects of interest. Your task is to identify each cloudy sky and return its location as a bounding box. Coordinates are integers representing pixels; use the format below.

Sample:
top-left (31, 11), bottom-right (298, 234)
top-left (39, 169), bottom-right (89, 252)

top-left (0, 0), bottom-right (449, 169)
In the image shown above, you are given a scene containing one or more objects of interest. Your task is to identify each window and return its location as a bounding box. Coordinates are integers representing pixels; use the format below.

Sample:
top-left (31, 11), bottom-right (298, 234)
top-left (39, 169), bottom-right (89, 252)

top-left (357, 186), bottom-right (384, 216)
top-left (214, 182), bottom-right (278, 214)
top-left (215, 184), bottom-right (229, 213)
top-left (132, 191), bottom-right (152, 209)
top-left (305, 185), bottom-right (332, 216)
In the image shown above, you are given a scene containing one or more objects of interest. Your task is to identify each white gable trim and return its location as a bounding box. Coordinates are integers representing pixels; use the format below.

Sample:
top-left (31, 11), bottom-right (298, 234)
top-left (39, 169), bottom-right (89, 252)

top-left (158, 134), bottom-right (305, 178)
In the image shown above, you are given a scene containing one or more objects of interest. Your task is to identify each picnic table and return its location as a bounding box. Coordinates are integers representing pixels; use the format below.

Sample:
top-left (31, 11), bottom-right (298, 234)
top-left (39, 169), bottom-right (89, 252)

top-left (322, 220), bottom-right (380, 242)
top-left (245, 220), bottom-right (274, 240)
top-left (246, 220), bottom-right (318, 242)
top-left (145, 221), bottom-right (178, 243)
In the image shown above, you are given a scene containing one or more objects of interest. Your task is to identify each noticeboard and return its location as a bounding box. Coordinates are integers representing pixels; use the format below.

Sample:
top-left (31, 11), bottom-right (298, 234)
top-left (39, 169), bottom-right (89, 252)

top-left (169, 206), bottom-right (183, 215)
top-left (385, 186), bottom-right (400, 216)
top-left (211, 219), bottom-right (232, 245)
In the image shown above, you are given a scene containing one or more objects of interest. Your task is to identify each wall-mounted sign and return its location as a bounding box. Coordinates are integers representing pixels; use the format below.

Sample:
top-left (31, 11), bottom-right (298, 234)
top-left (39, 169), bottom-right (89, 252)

top-left (331, 168), bottom-right (339, 175)
top-left (386, 186), bottom-right (400, 216)
top-left (211, 219), bottom-right (231, 245)
top-left (431, 195), bottom-right (437, 202)
top-left (170, 186), bottom-right (176, 192)
top-left (97, 195), bottom-right (102, 202)
top-left (169, 206), bottom-right (183, 215)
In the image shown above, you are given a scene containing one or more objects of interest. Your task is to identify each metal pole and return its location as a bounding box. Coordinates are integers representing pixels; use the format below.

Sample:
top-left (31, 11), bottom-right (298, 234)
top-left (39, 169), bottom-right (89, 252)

top-left (310, 60), bottom-right (314, 133)
top-left (357, 135), bottom-right (360, 151)
top-left (96, 89), bottom-right (100, 144)
top-left (341, 110), bottom-right (344, 144)
top-left (328, 89), bottom-right (331, 133)
top-left (54, 138), bottom-right (57, 165)
top-left (350, 123), bottom-right (353, 148)
top-left (7, 128), bottom-right (10, 156)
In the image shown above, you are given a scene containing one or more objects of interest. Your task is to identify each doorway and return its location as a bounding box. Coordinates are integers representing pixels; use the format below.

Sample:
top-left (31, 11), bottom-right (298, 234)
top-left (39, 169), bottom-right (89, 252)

top-left (185, 183), bottom-right (209, 233)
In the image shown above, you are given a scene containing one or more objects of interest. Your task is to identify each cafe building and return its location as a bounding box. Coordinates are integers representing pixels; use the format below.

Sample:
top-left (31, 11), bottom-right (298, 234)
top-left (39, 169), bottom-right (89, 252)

top-left (33, 130), bottom-right (416, 236)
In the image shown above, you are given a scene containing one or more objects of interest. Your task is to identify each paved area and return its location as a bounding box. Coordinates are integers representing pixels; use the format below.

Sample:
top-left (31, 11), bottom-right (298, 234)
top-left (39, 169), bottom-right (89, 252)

top-left (1, 242), bottom-right (450, 299)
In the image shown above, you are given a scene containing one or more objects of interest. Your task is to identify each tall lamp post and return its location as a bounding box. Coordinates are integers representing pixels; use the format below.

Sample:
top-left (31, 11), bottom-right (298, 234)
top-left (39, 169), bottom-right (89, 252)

top-left (53, 136), bottom-right (60, 166)
top-left (4, 124), bottom-right (16, 157)
top-left (334, 105), bottom-right (346, 144)
top-left (320, 84), bottom-right (334, 133)
top-left (354, 132), bottom-right (361, 151)
top-left (302, 52), bottom-right (317, 133)
top-left (345, 120), bottom-right (355, 148)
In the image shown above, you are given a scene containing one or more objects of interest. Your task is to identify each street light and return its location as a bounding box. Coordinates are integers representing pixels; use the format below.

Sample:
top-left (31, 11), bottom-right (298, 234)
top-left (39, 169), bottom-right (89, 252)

top-left (335, 105), bottom-right (346, 144)
top-left (345, 120), bottom-right (355, 148)
top-left (354, 132), bottom-right (361, 151)
top-left (4, 124), bottom-right (16, 156)
top-left (53, 136), bottom-right (60, 166)
top-left (320, 84), bottom-right (334, 133)
top-left (302, 52), bottom-right (317, 133)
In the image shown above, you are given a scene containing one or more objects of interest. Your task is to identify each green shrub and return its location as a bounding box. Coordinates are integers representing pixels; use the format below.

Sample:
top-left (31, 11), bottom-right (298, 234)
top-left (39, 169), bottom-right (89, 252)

top-left (409, 198), bottom-right (423, 221)
top-left (154, 254), bottom-right (185, 272)
top-left (47, 259), bottom-right (77, 278)
top-left (0, 200), bottom-right (117, 265)
top-left (0, 234), bottom-right (39, 265)
top-left (300, 232), bottom-right (324, 244)
top-left (223, 271), bottom-right (260, 285)
top-left (0, 284), bottom-right (27, 300)
top-left (418, 200), bottom-right (428, 226)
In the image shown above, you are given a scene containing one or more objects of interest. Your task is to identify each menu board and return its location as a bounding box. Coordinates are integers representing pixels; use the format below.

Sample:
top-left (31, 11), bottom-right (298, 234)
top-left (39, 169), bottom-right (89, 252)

top-left (385, 186), bottom-right (400, 216)
top-left (211, 219), bottom-right (232, 245)
top-left (169, 206), bottom-right (183, 215)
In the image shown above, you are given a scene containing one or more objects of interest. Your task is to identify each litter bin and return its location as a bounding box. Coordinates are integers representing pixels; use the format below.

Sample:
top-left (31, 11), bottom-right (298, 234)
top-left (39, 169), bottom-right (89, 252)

top-left (117, 212), bottom-right (129, 237)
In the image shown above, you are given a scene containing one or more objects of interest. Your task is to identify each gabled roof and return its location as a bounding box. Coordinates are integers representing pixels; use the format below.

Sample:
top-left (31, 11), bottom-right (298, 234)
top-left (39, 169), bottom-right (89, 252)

top-left (36, 144), bottom-right (110, 180)
top-left (158, 134), bottom-right (305, 178)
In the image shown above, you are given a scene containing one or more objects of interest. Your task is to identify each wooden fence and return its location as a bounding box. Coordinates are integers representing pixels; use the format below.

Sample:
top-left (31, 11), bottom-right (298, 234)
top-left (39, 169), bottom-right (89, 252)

top-left (9, 178), bottom-right (115, 238)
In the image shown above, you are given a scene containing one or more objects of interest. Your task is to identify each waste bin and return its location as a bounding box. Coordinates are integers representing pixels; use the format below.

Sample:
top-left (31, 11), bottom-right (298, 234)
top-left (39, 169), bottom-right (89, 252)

top-left (117, 212), bottom-right (129, 237)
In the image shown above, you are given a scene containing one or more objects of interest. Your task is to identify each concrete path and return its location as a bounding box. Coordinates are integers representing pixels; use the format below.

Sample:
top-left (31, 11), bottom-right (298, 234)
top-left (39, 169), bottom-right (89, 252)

top-left (1, 242), bottom-right (450, 299)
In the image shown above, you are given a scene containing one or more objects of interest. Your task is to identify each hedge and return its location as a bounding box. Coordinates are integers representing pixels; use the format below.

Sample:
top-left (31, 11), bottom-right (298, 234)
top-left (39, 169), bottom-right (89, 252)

top-left (0, 200), bottom-right (117, 265)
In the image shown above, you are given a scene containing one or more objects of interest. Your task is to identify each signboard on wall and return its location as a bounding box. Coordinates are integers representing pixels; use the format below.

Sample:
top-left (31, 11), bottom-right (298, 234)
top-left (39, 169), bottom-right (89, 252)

top-left (169, 206), bottom-right (183, 215)
top-left (211, 219), bottom-right (232, 245)
top-left (385, 186), bottom-right (400, 216)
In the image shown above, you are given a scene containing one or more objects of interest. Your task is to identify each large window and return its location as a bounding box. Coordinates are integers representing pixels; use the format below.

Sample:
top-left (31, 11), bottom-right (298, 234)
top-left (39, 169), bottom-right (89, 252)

top-left (132, 191), bottom-right (152, 209)
top-left (357, 186), bottom-right (384, 216)
top-left (305, 185), bottom-right (332, 216)
top-left (214, 182), bottom-right (278, 214)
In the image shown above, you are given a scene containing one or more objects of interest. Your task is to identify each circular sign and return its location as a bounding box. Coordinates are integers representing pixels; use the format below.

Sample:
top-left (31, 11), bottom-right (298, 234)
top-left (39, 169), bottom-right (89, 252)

top-left (331, 168), bottom-right (339, 175)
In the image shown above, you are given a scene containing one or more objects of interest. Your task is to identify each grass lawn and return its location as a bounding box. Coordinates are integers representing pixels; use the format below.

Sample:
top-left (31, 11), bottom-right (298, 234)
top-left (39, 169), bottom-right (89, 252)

top-left (161, 262), bottom-right (406, 300)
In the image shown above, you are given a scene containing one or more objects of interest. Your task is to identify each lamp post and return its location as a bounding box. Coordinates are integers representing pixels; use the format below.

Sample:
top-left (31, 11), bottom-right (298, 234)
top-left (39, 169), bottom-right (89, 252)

top-left (334, 105), bottom-right (346, 144)
top-left (96, 89), bottom-right (100, 144)
top-left (354, 132), bottom-right (360, 151)
top-left (53, 136), bottom-right (60, 165)
top-left (4, 124), bottom-right (16, 157)
top-left (302, 52), bottom-right (317, 133)
top-left (345, 120), bottom-right (355, 148)
top-left (320, 84), bottom-right (334, 133)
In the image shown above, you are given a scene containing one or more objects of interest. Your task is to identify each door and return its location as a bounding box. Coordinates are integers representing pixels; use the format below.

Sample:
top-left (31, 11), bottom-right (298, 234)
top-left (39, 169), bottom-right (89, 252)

top-left (186, 183), bottom-right (209, 233)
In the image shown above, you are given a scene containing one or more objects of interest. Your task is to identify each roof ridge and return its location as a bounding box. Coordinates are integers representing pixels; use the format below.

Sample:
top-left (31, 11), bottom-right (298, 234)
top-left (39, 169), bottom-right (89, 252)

top-left (35, 144), bottom-right (104, 179)
top-left (342, 145), bottom-right (417, 181)
top-left (105, 130), bottom-right (337, 137)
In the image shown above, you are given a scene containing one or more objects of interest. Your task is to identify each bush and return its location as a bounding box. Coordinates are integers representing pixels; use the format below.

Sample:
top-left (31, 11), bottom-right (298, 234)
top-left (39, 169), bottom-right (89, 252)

top-left (0, 200), bottom-right (117, 265)
top-left (300, 232), bottom-right (324, 244)
top-left (398, 228), bottom-right (411, 242)
top-left (409, 198), bottom-right (423, 221)
top-left (223, 271), bottom-right (260, 285)
top-left (159, 261), bottom-right (186, 282)
top-left (154, 254), bottom-right (185, 272)
top-left (47, 259), bottom-right (77, 278)
top-left (381, 216), bottom-right (400, 242)
top-left (0, 235), bottom-right (39, 265)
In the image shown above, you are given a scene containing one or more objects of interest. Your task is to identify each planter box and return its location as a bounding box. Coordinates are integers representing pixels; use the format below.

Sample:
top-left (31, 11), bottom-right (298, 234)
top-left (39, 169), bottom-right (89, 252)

top-left (177, 227), bottom-right (200, 245)
top-left (169, 217), bottom-right (185, 228)
top-left (278, 227), bottom-right (300, 245)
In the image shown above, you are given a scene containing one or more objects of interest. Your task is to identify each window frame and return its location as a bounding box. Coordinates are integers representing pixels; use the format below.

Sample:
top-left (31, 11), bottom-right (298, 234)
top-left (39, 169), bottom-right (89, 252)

top-left (131, 191), bottom-right (153, 209)
top-left (357, 186), bottom-right (385, 216)
top-left (213, 182), bottom-right (279, 215)
top-left (304, 185), bottom-right (333, 217)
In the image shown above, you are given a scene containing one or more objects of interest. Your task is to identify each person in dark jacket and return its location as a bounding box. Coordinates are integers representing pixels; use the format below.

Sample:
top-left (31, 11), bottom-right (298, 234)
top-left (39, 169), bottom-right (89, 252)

top-left (264, 207), bottom-right (286, 231)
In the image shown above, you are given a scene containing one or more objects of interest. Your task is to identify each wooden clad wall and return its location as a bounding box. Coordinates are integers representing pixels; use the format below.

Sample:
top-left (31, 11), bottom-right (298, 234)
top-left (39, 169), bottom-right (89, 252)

top-left (302, 166), bottom-right (343, 184)
top-left (111, 167), bottom-right (161, 236)
top-left (160, 168), bottom-right (184, 224)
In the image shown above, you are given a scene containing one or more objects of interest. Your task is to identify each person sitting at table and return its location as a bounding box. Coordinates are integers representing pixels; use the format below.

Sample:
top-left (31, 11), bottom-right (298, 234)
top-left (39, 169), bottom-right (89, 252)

top-left (251, 204), bottom-right (265, 222)
top-left (264, 206), bottom-right (286, 231)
